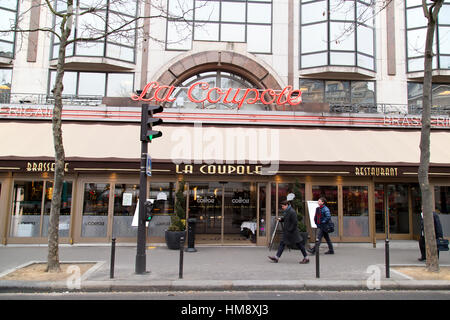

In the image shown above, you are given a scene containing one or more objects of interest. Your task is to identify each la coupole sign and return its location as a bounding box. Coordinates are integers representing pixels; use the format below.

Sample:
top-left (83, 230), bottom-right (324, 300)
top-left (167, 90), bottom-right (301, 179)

top-left (131, 81), bottom-right (302, 109)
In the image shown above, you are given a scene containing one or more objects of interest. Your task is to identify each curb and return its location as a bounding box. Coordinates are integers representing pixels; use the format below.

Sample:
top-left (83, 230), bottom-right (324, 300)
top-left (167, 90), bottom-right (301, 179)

top-left (1, 279), bottom-right (450, 293)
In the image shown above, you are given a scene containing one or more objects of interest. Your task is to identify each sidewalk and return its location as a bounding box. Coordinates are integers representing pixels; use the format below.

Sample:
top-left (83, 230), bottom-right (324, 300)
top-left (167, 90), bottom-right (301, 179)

top-left (0, 241), bottom-right (449, 293)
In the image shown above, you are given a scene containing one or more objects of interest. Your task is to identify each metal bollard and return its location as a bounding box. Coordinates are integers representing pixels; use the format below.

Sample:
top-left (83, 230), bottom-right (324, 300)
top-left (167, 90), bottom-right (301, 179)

top-left (385, 238), bottom-right (390, 278)
top-left (315, 239), bottom-right (320, 278)
top-left (110, 238), bottom-right (116, 279)
top-left (179, 235), bottom-right (185, 279)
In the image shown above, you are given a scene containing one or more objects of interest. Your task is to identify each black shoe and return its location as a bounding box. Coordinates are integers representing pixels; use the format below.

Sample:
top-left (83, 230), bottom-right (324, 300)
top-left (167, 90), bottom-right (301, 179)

top-left (268, 256), bottom-right (279, 263)
top-left (307, 248), bottom-right (315, 254)
top-left (324, 251), bottom-right (334, 255)
top-left (299, 258), bottom-right (310, 264)
top-left (418, 257), bottom-right (426, 262)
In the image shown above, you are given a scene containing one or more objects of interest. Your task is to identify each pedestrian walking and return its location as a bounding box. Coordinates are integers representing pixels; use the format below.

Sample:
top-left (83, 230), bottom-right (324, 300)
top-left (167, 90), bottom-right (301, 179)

top-left (268, 199), bottom-right (309, 264)
top-left (418, 209), bottom-right (444, 261)
top-left (307, 197), bottom-right (334, 255)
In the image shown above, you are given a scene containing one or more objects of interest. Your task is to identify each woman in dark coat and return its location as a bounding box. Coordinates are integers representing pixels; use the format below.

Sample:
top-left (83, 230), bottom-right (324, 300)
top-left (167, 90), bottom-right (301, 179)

top-left (268, 200), bottom-right (309, 264)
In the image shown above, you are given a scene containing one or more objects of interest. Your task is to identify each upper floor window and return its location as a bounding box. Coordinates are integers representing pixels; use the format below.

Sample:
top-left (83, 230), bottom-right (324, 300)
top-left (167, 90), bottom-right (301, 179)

top-left (300, 0), bottom-right (375, 71)
top-left (0, 0), bottom-right (18, 59)
top-left (166, 0), bottom-right (272, 53)
top-left (48, 70), bottom-right (134, 98)
top-left (406, 0), bottom-right (450, 72)
top-left (51, 0), bottom-right (138, 63)
top-left (0, 68), bottom-right (12, 103)
top-left (300, 79), bottom-right (375, 106)
top-left (407, 82), bottom-right (450, 113)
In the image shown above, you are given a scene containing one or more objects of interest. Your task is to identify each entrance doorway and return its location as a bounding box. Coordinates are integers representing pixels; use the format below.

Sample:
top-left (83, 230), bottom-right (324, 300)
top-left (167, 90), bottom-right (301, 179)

top-left (375, 184), bottom-right (411, 239)
top-left (188, 181), bottom-right (257, 244)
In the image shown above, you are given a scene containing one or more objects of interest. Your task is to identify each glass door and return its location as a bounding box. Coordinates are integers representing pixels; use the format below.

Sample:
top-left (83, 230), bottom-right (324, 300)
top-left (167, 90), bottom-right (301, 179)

top-left (187, 181), bottom-right (257, 244)
top-left (223, 182), bottom-right (257, 244)
top-left (375, 184), bottom-right (411, 239)
top-left (188, 182), bottom-right (223, 242)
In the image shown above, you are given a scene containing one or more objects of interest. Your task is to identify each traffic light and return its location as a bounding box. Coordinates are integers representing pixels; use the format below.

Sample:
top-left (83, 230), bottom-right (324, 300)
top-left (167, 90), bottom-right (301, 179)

top-left (140, 104), bottom-right (163, 142)
top-left (144, 200), bottom-right (154, 222)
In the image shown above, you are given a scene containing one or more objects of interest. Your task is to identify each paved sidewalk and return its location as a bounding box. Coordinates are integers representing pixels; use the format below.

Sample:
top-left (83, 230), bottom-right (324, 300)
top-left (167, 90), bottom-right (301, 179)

top-left (0, 241), bottom-right (449, 292)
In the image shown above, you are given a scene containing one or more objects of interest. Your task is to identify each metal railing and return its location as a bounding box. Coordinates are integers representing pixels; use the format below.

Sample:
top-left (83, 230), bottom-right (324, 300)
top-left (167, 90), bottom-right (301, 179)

top-left (1, 92), bottom-right (449, 117)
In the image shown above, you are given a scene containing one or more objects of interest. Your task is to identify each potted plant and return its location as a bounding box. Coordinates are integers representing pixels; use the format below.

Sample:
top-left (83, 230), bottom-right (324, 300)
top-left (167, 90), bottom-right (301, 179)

top-left (165, 180), bottom-right (186, 250)
top-left (291, 178), bottom-right (309, 245)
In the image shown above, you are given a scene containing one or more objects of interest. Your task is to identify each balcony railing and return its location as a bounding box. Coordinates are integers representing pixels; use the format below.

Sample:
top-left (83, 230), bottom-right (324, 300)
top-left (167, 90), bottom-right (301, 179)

top-left (1, 92), bottom-right (449, 117)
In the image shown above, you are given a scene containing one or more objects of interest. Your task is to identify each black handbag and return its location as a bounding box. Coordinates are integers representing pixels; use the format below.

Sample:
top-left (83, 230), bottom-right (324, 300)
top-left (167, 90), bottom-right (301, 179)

top-left (437, 238), bottom-right (449, 251)
top-left (322, 221), bottom-right (335, 233)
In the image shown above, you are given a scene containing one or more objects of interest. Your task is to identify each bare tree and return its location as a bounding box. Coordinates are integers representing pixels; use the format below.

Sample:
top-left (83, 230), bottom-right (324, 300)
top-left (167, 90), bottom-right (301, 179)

top-left (418, 0), bottom-right (443, 273)
top-left (1, 0), bottom-right (196, 272)
top-left (330, 0), bottom-right (444, 273)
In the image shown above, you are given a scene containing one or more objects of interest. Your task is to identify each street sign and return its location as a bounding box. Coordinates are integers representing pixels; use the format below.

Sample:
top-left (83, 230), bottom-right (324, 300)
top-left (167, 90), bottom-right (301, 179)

top-left (146, 154), bottom-right (151, 176)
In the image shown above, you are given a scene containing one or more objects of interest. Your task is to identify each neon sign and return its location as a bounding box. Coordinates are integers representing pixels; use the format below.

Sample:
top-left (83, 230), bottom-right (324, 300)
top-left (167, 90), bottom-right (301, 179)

top-left (131, 81), bottom-right (302, 109)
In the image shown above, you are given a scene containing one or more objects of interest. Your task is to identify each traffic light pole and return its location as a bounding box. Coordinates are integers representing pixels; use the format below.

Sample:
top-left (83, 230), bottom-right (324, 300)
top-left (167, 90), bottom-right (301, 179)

top-left (135, 132), bottom-right (148, 274)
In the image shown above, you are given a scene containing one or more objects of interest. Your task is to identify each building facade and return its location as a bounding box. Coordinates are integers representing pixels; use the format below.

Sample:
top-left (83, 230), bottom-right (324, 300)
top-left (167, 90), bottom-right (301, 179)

top-left (0, 0), bottom-right (449, 246)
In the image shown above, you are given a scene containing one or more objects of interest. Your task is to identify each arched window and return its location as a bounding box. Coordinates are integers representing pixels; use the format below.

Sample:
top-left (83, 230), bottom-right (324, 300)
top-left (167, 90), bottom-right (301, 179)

top-left (170, 71), bottom-right (268, 111)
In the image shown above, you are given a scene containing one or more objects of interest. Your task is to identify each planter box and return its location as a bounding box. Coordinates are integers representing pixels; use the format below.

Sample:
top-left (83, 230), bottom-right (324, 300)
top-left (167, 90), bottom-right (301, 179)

top-left (165, 230), bottom-right (186, 250)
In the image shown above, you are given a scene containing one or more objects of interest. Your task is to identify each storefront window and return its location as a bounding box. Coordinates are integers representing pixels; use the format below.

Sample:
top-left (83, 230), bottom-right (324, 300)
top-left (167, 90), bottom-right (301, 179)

top-left (435, 185), bottom-right (450, 237)
top-left (343, 186), bottom-right (369, 237)
top-left (9, 180), bottom-right (73, 238)
top-left (112, 184), bottom-right (139, 238)
top-left (10, 181), bottom-right (43, 237)
top-left (149, 182), bottom-right (175, 215)
top-left (259, 184), bottom-right (266, 237)
top-left (375, 184), bottom-right (409, 234)
top-left (312, 185), bottom-right (338, 236)
top-left (81, 183), bottom-right (110, 237)
top-left (42, 181), bottom-right (73, 238)
top-left (435, 186), bottom-right (450, 214)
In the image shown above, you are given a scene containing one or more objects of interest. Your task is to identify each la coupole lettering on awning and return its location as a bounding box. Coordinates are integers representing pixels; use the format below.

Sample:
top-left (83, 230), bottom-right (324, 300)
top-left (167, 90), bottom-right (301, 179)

top-left (131, 81), bottom-right (302, 109)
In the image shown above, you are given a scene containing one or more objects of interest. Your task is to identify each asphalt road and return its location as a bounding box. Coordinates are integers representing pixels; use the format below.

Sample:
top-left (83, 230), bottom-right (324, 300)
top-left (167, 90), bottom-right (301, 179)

top-left (1, 290), bottom-right (449, 300)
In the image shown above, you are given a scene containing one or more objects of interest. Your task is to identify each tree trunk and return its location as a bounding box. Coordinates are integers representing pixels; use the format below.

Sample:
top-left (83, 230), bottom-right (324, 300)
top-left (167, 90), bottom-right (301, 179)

top-left (46, 4), bottom-right (73, 273)
top-left (418, 0), bottom-right (443, 273)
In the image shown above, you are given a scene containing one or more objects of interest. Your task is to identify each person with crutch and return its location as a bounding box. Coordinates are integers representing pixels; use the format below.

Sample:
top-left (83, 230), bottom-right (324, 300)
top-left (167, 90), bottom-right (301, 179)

top-left (268, 199), bottom-right (309, 264)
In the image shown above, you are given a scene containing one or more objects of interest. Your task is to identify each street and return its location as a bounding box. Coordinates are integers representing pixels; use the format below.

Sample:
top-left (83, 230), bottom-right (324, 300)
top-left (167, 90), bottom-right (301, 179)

top-left (1, 290), bottom-right (449, 300)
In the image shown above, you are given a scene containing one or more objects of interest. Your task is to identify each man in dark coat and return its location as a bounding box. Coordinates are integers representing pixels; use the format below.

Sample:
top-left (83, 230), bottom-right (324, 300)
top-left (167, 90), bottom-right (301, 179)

top-left (268, 200), bottom-right (309, 264)
top-left (418, 210), bottom-right (444, 261)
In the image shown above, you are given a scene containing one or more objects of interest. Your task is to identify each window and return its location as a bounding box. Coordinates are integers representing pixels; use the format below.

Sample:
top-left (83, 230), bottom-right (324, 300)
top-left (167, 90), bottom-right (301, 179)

top-left (82, 183), bottom-right (110, 238)
top-left (300, 0), bottom-right (375, 71)
top-left (343, 186), bottom-right (369, 237)
top-left (113, 184), bottom-right (139, 238)
top-left (407, 82), bottom-right (450, 114)
top-left (299, 79), bottom-right (375, 106)
top-left (49, 70), bottom-right (134, 98)
top-left (0, 68), bottom-right (12, 103)
top-left (435, 186), bottom-right (450, 214)
top-left (51, 0), bottom-right (137, 63)
top-left (0, 0), bottom-right (17, 59)
top-left (166, 0), bottom-right (272, 53)
top-left (312, 185), bottom-right (338, 236)
top-left (169, 71), bottom-right (267, 111)
top-left (405, 0), bottom-right (450, 72)
top-left (10, 180), bottom-right (73, 238)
